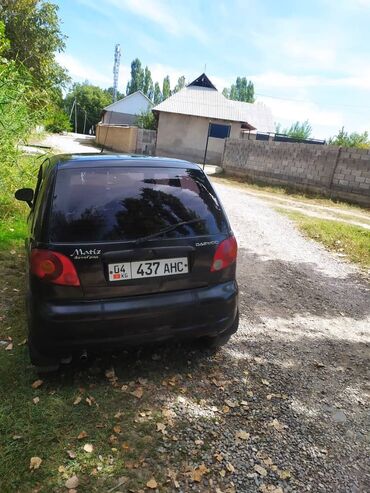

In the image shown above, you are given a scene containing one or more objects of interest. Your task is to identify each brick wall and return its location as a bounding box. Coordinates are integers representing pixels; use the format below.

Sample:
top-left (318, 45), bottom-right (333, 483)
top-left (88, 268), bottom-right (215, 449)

top-left (222, 139), bottom-right (370, 206)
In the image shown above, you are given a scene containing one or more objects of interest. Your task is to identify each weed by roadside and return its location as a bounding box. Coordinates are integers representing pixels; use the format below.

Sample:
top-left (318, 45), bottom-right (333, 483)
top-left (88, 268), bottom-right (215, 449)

top-left (277, 208), bottom-right (370, 270)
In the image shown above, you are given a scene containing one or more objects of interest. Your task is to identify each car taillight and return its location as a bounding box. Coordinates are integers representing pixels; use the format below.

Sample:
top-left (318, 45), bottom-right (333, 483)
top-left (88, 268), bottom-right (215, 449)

top-left (30, 249), bottom-right (80, 286)
top-left (211, 236), bottom-right (238, 272)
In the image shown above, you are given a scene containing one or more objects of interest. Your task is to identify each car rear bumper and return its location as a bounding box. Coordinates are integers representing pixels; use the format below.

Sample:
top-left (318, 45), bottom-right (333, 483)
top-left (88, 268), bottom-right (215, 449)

top-left (29, 281), bottom-right (238, 353)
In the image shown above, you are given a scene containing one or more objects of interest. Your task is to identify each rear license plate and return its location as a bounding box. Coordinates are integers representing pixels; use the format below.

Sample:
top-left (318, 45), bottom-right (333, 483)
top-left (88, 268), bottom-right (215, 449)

top-left (108, 257), bottom-right (189, 282)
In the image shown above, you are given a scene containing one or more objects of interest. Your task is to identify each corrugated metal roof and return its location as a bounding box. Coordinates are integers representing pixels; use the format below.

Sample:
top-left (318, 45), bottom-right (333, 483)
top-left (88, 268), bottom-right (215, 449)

top-left (104, 90), bottom-right (153, 111)
top-left (153, 85), bottom-right (275, 132)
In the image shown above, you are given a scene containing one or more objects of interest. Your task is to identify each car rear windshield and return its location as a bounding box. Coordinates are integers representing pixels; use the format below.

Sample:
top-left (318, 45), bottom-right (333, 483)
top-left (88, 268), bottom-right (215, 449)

top-left (49, 166), bottom-right (228, 242)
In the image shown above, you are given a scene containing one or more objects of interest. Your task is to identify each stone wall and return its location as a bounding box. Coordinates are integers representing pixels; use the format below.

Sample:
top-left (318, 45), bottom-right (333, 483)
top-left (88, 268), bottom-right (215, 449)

top-left (222, 139), bottom-right (370, 206)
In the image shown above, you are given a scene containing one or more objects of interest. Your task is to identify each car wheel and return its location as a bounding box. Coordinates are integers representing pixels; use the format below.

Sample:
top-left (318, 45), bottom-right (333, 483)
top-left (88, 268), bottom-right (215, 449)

top-left (202, 311), bottom-right (239, 350)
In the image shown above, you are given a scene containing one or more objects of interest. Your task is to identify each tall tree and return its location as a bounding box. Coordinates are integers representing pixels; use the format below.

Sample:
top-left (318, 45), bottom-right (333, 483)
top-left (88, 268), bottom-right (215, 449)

top-left (173, 75), bottom-right (186, 93)
top-left (153, 82), bottom-right (162, 105)
top-left (223, 77), bottom-right (255, 103)
top-left (143, 66), bottom-right (154, 99)
top-left (162, 75), bottom-right (171, 100)
top-left (64, 82), bottom-right (112, 133)
top-left (0, 0), bottom-right (68, 95)
top-left (275, 120), bottom-right (312, 140)
top-left (126, 58), bottom-right (144, 95)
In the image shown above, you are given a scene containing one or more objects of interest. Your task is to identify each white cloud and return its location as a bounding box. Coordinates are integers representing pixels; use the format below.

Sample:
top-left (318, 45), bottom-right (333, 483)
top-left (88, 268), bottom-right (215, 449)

top-left (105, 0), bottom-right (207, 42)
top-left (56, 53), bottom-right (130, 91)
top-left (257, 95), bottom-right (344, 138)
top-left (258, 95), bottom-right (343, 127)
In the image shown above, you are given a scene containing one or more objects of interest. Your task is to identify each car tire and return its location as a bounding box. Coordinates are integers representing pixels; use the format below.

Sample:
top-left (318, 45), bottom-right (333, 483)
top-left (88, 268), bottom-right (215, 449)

top-left (202, 311), bottom-right (239, 350)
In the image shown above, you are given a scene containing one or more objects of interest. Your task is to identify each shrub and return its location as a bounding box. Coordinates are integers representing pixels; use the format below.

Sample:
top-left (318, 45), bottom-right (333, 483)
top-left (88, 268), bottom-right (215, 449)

top-left (44, 107), bottom-right (71, 133)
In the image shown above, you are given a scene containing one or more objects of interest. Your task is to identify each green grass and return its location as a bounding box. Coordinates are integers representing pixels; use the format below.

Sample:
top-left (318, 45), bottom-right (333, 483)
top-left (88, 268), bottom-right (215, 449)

top-left (277, 208), bottom-right (370, 269)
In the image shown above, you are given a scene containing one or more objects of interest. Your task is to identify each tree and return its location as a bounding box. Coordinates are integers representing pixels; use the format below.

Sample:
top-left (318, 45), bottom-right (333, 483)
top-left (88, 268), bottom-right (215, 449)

top-left (105, 86), bottom-right (124, 102)
top-left (135, 110), bottom-right (156, 130)
top-left (173, 75), bottom-right (186, 93)
top-left (0, 20), bottom-right (43, 202)
top-left (143, 66), bottom-right (154, 100)
top-left (328, 127), bottom-right (370, 148)
top-left (162, 75), bottom-right (171, 100)
top-left (275, 120), bottom-right (312, 140)
top-left (0, 0), bottom-right (69, 95)
top-left (153, 82), bottom-right (162, 105)
top-left (64, 82), bottom-right (112, 133)
top-left (223, 77), bottom-right (255, 103)
top-left (126, 58), bottom-right (144, 95)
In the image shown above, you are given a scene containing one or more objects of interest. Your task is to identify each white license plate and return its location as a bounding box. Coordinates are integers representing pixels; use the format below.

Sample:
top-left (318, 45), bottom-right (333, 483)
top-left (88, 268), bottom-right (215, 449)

top-left (108, 257), bottom-right (189, 282)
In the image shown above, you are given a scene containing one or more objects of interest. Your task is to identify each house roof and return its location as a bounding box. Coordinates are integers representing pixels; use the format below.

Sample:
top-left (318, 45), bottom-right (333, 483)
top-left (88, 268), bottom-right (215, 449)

top-left (188, 73), bottom-right (217, 90)
top-left (153, 76), bottom-right (274, 132)
top-left (104, 90), bottom-right (153, 111)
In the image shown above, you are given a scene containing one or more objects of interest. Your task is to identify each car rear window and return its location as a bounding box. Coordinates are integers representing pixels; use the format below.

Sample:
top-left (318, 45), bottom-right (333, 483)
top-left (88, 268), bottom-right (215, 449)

top-left (49, 167), bottom-right (228, 242)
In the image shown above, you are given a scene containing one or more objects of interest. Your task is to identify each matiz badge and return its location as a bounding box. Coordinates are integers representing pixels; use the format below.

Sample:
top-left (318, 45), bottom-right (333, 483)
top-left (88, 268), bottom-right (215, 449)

top-left (70, 248), bottom-right (101, 260)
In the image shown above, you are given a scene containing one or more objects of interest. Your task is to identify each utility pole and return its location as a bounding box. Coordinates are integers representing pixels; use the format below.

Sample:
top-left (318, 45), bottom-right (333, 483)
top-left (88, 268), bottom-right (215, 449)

top-left (113, 44), bottom-right (121, 102)
top-left (69, 98), bottom-right (76, 122)
top-left (74, 98), bottom-right (78, 133)
top-left (83, 110), bottom-right (87, 134)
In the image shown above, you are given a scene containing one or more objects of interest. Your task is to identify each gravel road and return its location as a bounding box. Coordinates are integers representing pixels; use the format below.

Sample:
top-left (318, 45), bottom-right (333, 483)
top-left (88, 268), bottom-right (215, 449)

top-left (122, 182), bottom-right (369, 492)
top-left (208, 183), bottom-right (370, 492)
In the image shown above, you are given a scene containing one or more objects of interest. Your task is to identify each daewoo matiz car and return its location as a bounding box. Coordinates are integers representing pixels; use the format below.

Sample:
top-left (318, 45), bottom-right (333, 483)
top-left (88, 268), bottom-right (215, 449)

top-left (15, 154), bottom-right (238, 371)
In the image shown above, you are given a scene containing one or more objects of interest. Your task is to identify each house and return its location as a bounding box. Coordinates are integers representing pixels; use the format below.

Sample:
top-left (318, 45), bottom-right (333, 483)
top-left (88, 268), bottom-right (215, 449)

top-left (153, 73), bottom-right (274, 164)
top-left (101, 90), bottom-right (153, 126)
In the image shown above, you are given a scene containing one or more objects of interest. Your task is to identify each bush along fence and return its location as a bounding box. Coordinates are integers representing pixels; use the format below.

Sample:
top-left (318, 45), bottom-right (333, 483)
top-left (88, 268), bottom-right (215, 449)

top-left (222, 138), bottom-right (370, 206)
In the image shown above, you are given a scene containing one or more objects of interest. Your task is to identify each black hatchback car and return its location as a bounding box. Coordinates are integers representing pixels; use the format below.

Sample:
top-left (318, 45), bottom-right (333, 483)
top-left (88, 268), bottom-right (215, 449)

top-left (15, 154), bottom-right (238, 371)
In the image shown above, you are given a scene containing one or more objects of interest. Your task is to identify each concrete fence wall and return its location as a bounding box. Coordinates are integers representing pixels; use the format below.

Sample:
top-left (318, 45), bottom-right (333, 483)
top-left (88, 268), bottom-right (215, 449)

top-left (222, 139), bottom-right (370, 206)
top-left (96, 124), bottom-right (156, 155)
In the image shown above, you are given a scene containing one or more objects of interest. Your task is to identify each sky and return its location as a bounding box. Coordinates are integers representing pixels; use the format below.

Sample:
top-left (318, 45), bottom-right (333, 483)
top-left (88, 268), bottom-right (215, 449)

top-left (55, 0), bottom-right (370, 139)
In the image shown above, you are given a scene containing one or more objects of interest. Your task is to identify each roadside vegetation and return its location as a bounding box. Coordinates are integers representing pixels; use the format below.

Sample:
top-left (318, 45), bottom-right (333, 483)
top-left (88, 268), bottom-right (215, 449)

top-left (277, 209), bottom-right (370, 270)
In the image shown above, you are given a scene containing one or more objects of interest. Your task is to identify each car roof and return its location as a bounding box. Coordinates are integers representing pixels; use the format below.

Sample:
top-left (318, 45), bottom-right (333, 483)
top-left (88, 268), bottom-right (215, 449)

top-left (53, 153), bottom-right (201, 170)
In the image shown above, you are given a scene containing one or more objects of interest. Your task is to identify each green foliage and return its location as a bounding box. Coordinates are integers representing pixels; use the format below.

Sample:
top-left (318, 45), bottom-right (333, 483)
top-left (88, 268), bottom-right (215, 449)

top-left (44, 106), bottom-right (71, 133)
top-left (0, 26), bottom-right (43, 204)
top-left (162, 75), bottom-right (171, 100)
top-left (0, 0), bottom-right (69, 96)
top-left (153, 82), bottom-right (162, 105)
top-left (223, 77), bottom-right (255, 103)
top-left (173, 75), bottom-right (186, 93)
top-left (135, 110), bottom-right (156, 130)
top-left (275, 120), bottom-right (312, 140)
top-left (64, 82), bottom-right (112, 133)
top-left (105, 86), bottom-right (124, 101)
top-left (125, 58), bottom-right (183, 103)
top-left (126, 58), bottom-right (144, 95)
top-left (328, 127), bottom-right (370, 148)
top-left (143, 66), bottom-right (154, 100)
